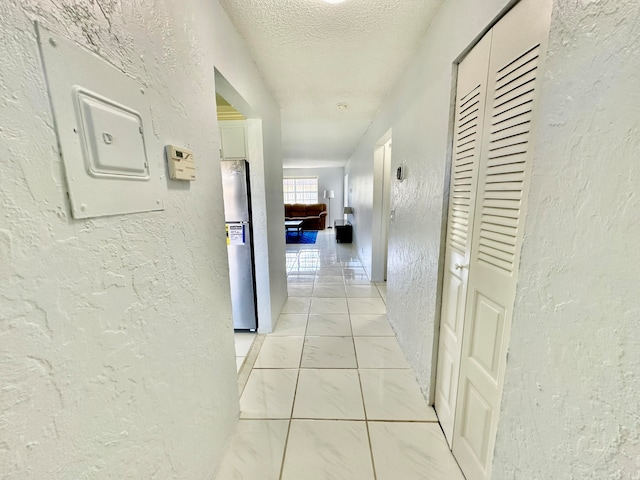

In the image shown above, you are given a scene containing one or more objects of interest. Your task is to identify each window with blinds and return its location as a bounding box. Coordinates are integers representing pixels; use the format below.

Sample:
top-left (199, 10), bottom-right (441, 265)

top-left (283, 177), bottom-right (319, 204)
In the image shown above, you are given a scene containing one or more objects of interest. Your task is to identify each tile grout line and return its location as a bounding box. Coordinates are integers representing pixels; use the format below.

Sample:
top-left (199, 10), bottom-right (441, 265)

top-left (346, 263), bottom-right (378, 480)
top-left (279, 249), bottom-right (301, 480)
top-left (278, 365), bottom-right (301, 480)
top-left (237, 334), bottom-right (265, 397)
top-left (279, 267), bottom-right (312, 480)
top-left (359, 370), bottom-right (378, 480)
top-left (233, 233), bottom-right (454, 479)
top-left (281, 236), bottom-right (373, 478)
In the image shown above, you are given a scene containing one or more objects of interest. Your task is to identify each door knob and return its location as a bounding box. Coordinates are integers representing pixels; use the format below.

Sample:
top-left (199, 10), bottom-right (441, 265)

top-left (454, 263), bottom-right (468, 270)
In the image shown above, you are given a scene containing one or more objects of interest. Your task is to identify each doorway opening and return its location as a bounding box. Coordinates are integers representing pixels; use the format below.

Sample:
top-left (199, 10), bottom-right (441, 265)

top-left (215, 70), bottom-right (268, 373)
top-left (371, 129), bottom-right (392, 282)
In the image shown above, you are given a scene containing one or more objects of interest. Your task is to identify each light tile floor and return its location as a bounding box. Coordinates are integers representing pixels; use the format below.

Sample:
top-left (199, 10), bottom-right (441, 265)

top-left (218, 230), bottom-right (464, 480)
top-left (234, 331), bottom-right (256, 372)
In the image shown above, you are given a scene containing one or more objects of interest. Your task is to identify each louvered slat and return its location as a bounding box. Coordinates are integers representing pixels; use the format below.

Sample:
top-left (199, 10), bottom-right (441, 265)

top-left (493, 101), bottom-right (533, 123)
top-left (478, 252), bottom-right (513, 272)
top-left (479, 229), bottom-right (517, 245)
top-left (486, 162), bottom-right (526, 176)
top-left (481, 214), bottom-right (519, 229)
top-left (477, 45), bottom-right (540, 273)
top-left (448, 84), bottom-right (482, 253)
top-left (482, 189), bottom-right (522, 200)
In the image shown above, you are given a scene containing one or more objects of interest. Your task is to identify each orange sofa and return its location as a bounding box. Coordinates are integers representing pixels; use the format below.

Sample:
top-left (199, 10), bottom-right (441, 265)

top-left (284, 203), bottom-right (328, 230)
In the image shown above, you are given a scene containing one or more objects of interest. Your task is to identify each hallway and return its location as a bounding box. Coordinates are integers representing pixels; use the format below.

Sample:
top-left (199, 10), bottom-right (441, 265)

top-left (217, 230), bottom-right (464, 479)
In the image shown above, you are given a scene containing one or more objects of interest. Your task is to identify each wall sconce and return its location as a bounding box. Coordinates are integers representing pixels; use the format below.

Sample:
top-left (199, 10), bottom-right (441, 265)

top-left (343, 206), bottom-right (353, 216)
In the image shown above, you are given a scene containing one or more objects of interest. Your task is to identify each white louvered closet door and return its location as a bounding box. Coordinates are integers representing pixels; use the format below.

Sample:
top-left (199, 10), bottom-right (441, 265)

top-left (451, 0), bottom-right (552, 478)
top-left (434, 31), bottom-right (491, 446)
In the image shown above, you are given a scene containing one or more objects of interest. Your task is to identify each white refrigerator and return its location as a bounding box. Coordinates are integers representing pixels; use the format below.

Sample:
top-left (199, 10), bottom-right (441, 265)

top-left (221, 159), bottom-right (258, 330)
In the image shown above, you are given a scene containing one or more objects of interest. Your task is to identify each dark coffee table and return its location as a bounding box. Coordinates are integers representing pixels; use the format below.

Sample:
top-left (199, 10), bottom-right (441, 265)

top-left (285, 220), bottom-right (304, 235)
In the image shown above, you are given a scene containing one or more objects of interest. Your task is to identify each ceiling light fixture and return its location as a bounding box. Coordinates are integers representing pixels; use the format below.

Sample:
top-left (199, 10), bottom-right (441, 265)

top-left (323, 0), bottom-right (346, 4)
top-left (336, 102), bottom-right (348, 111)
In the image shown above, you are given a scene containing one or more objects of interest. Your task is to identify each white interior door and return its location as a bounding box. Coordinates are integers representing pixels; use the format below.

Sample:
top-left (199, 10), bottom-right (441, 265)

top-left (434, 31), bottom-right (491, 445)
top-left (452, 0), bottom-right (552, 478)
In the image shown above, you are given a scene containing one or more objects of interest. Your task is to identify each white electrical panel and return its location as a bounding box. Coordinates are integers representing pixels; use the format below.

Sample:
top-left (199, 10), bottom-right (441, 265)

top-left (74, 87), bottom-right (149, 179)
top-left (166, 145), bottom-right (195, 181)
top-left (37, 24), bottom-right (165, 219)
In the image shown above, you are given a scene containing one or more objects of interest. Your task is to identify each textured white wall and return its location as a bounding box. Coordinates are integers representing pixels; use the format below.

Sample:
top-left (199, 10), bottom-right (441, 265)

top-left (492, 1), bottom-right (640, 477)
top-left (346, 0), bottom-right (512, 394)
top-left (255, 118), bottom-right (288, 331)
top-left (348, 0), bottom-right (640, 476)
top-left (283, 167), bottom-right (345, 227)
top-left (0, 0), bottom-right (283, 478)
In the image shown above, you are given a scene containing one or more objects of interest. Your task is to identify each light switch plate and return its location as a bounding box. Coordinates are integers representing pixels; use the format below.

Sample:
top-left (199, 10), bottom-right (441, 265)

top-left (166, 145), bottom-right (195, 181)
top-left (36, 24), bottom-right (165, 219)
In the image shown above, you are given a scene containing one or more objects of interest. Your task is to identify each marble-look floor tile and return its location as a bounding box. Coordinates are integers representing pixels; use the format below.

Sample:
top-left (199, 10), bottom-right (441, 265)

top-left (281, 420), bottom-right (374, 480)
top-left (298, 250), bottom-right (320, 259)
top-left (272, 314), bottom-right (308, 336)
top-left (354, 337), bottom-right (409, 368)
top-left (293, 369), bottom-right (364, 420)
top-left (345, 285), bottom-right (382, 298)
top-left (359, 369), bottom-right (437, 421)
top-left (312, 284), bottom-right (346, 298)
top-left (234, 332), bottom-right (256, 357)
top-left (350, 314), bottom-right (394, 336)
top-left (240, 369), bottom-right (299, 419)
top-left (236, 356), bottom-right (245, 372)
top-left (287, 284), bottom-right (314, 297)
top-left (347, 297), bottom-right (387, 314)
top-left (344, 274), bottom-right (371, 285)
top-left (288, 269), bottom-right (318, 276)
top-left (215, 419), bottom-right (289, 480)
top-left (368, 422), bottom-right (465, 480)
top-left (290, 256), bottom-right (319, 267)
top-left (287, 275), bottom-right (315, 284)
top-left (281, 297), bottom-right (311, 314)
top-left (310, 297), bottom-right (349, 314)
top-left (301, 336), bottom-right (357, 368)
top-left (316, 267), bottom-right (344, 276)
top-left (318, 261), bottom-right (340, 269)
top-left (224, 231), bottom-right (465, 480)
top-left (343, 267), bottom-right (367, 276)
top-left (318, 256), bottom-right (339, 265)
top-left (306, 314), bottom-right (352, 336)
top-left (341, 260), bottom-right (362, 267)
top-left (314, 275), bottom-right (345, 285)
top-left (254, 336), bottom-right (304, 368)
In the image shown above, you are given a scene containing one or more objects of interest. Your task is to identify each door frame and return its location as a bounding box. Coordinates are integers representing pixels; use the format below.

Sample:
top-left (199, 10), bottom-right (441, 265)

top-left (433, 0), bottom-right (553, 477)
top-left (371, 129), bottom-right (392, 282)
top-left (215, 70), bottom-right (275, 333)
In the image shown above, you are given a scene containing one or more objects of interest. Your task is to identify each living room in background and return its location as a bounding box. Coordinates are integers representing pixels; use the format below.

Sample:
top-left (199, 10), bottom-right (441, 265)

top-left (283, 177), bottom-right (318, 204)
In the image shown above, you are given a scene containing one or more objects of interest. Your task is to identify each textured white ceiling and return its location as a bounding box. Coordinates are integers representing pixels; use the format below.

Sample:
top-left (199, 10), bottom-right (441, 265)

top-left (218, 0), bottom-right (445, 168)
